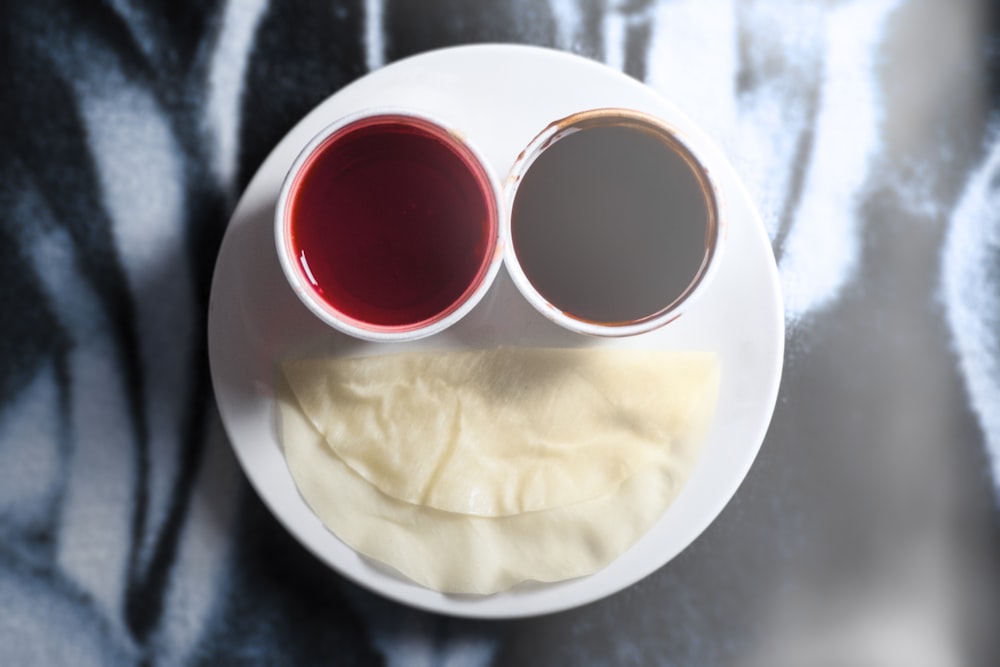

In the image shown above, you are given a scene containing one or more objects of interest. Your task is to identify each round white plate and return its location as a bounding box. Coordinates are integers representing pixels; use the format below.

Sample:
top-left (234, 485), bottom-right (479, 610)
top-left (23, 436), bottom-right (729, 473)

top-left (207, 44), bottom-right (784, 618)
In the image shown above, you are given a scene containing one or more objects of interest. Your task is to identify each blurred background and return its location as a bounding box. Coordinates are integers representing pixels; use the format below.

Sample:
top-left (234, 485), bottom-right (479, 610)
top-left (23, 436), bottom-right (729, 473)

top-left (0, 0), bottom-right (998, 664)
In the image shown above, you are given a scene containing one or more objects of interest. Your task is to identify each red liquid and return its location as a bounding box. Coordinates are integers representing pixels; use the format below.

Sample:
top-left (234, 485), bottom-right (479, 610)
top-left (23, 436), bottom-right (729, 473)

top-left (287, 116), bottom-right (496, 330)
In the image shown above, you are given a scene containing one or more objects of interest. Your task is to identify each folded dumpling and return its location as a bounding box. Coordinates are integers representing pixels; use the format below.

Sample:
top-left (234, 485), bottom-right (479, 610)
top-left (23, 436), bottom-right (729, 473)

top-left (282, 347), bottom-right (719, 517)
top-left (278, 383), bottom-right (678, 594)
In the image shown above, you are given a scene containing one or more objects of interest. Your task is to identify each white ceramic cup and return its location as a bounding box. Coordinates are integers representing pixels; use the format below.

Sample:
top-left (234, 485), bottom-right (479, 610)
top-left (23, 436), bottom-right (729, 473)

top-left (275, 109), bottom-right (505, 342)
top-left (503, 108), bottom-right (726, 337)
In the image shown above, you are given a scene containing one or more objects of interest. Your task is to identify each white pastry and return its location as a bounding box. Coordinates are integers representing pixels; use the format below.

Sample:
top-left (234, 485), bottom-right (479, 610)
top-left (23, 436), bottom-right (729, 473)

top-left (282, 347), bottom-right (719, 517)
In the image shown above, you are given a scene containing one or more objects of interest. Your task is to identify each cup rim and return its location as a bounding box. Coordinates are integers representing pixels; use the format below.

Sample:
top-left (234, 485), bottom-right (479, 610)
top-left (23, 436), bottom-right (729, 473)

top-left (502, 107), bottom-right (727, 338)
top-left (274, 108), bottom-right (506, 342)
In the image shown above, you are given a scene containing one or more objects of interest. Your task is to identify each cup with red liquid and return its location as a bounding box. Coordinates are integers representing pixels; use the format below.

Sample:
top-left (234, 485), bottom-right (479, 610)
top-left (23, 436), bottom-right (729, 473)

top-left (275, 109), bottom-right (504, 342)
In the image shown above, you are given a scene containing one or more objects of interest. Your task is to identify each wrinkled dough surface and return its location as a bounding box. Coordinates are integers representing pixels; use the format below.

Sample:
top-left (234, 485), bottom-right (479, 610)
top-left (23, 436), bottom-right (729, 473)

top-left (278, 389), bottom-right (684, 595)
top-left (282, 347), bottom-right (720, 516)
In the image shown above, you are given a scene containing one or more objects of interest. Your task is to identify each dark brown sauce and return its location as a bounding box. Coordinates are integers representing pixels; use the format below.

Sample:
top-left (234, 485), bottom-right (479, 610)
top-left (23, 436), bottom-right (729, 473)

top-left (511, 120), bottom-right (714, 324)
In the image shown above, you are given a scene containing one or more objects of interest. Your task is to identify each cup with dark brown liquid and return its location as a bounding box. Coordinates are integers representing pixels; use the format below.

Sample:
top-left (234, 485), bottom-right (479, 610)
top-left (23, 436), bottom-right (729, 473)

top-left (275, 110), bottom-right (504, 342)
top-left (504, 108), bottom-right (725, 337)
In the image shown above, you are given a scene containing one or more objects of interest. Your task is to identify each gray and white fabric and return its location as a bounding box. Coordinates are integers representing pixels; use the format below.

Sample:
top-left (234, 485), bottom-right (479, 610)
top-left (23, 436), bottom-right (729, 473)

top-left (1, 1), bottom-right (997, 664)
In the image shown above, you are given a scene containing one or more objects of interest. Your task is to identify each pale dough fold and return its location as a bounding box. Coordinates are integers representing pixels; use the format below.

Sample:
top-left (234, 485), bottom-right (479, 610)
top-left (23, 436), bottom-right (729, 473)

top-left (282, 347), bottom-right (720, 517)
top-left (278, 387), bottom-right (678, 594)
